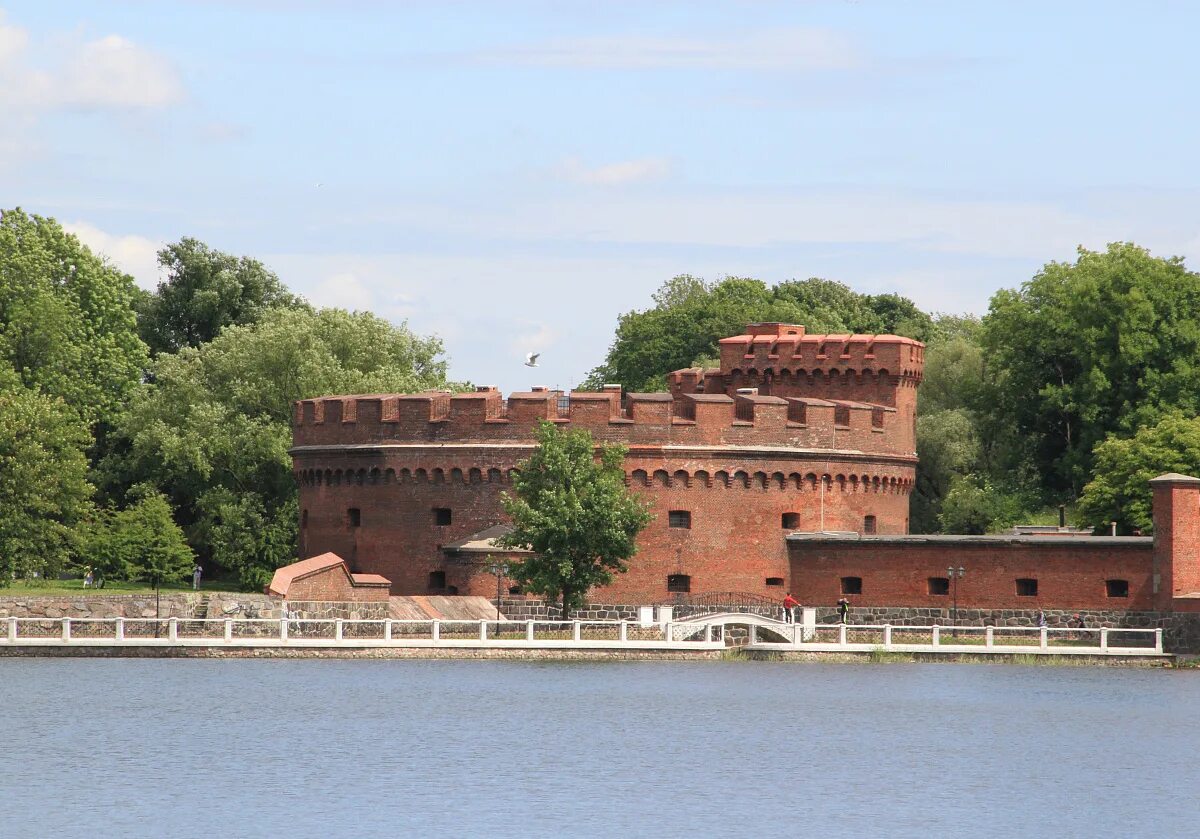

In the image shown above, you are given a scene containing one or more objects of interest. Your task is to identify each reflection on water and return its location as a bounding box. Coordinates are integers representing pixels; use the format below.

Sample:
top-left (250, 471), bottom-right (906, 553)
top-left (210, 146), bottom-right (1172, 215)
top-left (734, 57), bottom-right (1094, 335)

top-left (1, 659), bottom-right (1197, 838)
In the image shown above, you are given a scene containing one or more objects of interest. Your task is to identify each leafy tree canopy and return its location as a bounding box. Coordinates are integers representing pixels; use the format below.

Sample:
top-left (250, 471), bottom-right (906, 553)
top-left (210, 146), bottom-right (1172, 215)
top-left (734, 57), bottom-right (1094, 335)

top-left (0, 385), bottom-right (94, 584)
top-left (583, 275), bottom-right (933, 391)
top-left (0, 207), bottom-right (148, 426)
top-left (497, 421), bottom-right (652, 617)
top-left (1078, 413), bottom-right (1200, 534)
top-left (102, 306), bottom-right (453, 589)
top-left (982, 242), bottom-right (1200, 496)
top-left (137, 237), bottom-right (307, 355)
top-left (938, 475), bottom-right (1032, 535)
top-left (85, 487), bottom-right (194, 586)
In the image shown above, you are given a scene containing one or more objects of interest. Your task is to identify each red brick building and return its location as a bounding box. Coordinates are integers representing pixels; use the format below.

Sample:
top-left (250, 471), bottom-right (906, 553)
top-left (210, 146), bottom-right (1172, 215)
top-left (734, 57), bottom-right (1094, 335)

top-left (291, 323), bottom-right (922, 600)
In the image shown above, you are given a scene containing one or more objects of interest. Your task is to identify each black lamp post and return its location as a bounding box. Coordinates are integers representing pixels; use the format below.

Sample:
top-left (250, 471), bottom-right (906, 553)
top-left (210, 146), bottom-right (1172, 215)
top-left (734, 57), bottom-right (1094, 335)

top-left (947, 565), bottom-right (965, 637)
top-left (487, 559), bottom-right (505, 623)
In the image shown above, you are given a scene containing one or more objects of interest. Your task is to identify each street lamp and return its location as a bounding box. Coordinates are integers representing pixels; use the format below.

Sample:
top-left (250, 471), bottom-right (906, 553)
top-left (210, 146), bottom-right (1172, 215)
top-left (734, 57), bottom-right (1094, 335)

top-left (947, 566), bottom-right (965, 637)
top-left (486, 558), bottom-right (506, 623)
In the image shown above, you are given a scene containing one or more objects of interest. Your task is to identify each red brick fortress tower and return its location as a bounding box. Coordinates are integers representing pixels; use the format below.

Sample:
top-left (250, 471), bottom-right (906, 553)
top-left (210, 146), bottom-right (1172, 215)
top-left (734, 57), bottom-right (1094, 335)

top-left (291, 323), bottom-right (923, 601)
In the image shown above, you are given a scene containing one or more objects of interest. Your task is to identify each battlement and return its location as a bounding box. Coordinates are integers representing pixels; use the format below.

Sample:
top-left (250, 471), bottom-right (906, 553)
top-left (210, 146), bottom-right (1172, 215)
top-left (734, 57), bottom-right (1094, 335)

top-left (292, 387), bottom-right (911, 457)
top-left (716, 323), bottom-right (924, 379)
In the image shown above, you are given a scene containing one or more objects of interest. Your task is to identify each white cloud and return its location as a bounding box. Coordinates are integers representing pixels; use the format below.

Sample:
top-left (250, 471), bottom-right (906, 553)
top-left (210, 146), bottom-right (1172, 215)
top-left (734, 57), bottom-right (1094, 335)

top-left (0, 12), bottom-right (183, 110)
top-left (509, 322), bottom-right (560, 364)
top-left (473, 27), bottom-right (860, 71)
top-left (63, 221), bottom-right (164, 290)
top-left (559, 156), bottom-right (672, 186)
top-left (307, 272), bottom-right (375, 311)
top-left (56, 35), bottom-right (184, 109)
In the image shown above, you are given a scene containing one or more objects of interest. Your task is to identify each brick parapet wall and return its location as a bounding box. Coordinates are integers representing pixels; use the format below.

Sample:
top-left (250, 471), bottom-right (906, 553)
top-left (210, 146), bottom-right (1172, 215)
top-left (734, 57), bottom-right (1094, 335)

top-left (788, 538), bottom-right (1156, 610)
top-left (291, 389), bottom-right (916, 457)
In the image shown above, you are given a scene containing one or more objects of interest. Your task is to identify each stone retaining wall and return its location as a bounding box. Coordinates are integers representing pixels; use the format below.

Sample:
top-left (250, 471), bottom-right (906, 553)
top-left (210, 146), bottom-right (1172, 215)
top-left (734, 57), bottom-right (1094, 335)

top-left (283, 601), bottom-right (389, 620)
top-left (0, 594), bottom-right (201, 620)
top-left (0, 593), bottom-right (387, 623)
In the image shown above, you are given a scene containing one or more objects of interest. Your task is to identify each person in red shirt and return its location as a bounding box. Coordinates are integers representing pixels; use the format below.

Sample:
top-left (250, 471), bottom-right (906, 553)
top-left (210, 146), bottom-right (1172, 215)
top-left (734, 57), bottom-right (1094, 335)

top-left (782, 593), bottom-right (800, 623)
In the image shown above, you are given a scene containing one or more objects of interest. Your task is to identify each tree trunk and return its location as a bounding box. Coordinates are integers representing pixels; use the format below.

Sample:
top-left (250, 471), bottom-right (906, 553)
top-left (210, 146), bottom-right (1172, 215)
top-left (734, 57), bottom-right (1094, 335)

top-left (560, 587), bottom-right (571, 620)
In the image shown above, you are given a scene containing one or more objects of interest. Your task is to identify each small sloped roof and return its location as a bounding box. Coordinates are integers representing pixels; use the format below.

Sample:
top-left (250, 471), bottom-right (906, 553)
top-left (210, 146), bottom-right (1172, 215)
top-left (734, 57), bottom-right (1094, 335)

top-left (266, 552), bottom-right (390, 597)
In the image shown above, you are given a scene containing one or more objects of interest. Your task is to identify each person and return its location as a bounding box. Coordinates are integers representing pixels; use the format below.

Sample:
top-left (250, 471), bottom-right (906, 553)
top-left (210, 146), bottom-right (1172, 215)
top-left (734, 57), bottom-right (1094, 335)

top-left (837, 597), bottom-right (850, 624)
top-left (192, 563), bottom-right (203, 590)
top-left (83, 567), bottom-right (93, 588)
top-left (1037, 609), bottom-right (1047, 628)
top-left (782, 593), bottom-right (800, 623)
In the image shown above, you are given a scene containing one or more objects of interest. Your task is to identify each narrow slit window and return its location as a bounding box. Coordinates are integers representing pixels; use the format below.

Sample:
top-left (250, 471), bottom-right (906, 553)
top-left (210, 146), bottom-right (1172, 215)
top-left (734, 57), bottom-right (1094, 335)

top-left (863, 515), bottom-right (877, 534)
top-left (347, 508), bottom-right (361, 528)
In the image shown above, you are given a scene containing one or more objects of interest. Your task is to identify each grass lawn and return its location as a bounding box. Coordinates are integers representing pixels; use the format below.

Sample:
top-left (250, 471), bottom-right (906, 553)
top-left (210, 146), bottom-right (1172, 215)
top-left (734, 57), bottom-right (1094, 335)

top-left (0, 579), bottom-right (244, 596)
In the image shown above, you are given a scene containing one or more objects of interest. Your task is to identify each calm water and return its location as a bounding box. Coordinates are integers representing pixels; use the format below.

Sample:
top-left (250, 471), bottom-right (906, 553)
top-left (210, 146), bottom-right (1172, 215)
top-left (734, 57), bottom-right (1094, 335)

top-left (1, 659), bottom-right (1197, 838)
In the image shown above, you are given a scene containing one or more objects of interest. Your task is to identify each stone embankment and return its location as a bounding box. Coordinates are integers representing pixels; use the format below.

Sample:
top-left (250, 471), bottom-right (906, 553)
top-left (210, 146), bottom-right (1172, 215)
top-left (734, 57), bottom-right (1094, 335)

top-left (0, 593), bottom-right (280, 620)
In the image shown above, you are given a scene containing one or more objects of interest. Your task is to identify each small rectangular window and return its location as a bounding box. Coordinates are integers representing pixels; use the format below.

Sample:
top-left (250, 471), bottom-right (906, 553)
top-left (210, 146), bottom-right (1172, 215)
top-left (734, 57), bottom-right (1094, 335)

top-left (1105, 579), bottom-right (1129, 598)
top-left (667, 574), bottom-right (691, 593)
top-left (347, 508), bottom-right (361, 528)
top-left (434, 508), bottom-right (452, 526)
top-left (834, 406), bottom-right (850, 426)
top-left (301, 509), bottom-right (308, 529)
top-left (668, 510), bottom-right (691, 529)
top-left (863, 515), bottom-right (877, 534)
top-left (928, 577), bottom-right (949, 596)
top-left (781, 512), bottom-right (800, 529)
top-left (840, 576), bottom-right (862, 595)
top-left (765, 577), bottom-right (785, 587)
top-left (428, 571), bottom-right (445, 590)
top-left (1016, 578), bottom-right (1038, 597)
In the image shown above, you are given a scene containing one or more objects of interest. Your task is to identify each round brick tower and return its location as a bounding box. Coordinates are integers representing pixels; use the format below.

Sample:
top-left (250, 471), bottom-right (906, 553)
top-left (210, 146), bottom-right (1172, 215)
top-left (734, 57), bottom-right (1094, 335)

top-left (291, 323), bottom-right (923, 601)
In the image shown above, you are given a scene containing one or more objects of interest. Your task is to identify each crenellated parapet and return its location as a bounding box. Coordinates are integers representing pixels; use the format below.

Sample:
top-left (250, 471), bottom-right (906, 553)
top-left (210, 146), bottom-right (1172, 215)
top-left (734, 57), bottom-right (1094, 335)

top-left (716, 322), bottom-right (924, 380)
top-left (293, 384), bottom-right (914, 458)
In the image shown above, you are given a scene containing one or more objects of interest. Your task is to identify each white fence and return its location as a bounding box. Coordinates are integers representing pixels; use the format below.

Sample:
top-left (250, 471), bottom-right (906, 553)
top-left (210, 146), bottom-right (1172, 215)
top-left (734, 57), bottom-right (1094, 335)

top-left (745, 622), bottom-right (1165, 656)
top-left (0, 616), bottom-right (1167, 656)
top-left (0, 616), bottom-right (724, 652)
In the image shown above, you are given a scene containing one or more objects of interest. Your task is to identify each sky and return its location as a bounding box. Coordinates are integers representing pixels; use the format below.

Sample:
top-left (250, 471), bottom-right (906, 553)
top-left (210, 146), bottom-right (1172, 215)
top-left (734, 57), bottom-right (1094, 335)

top-left (3, 1), bottom-right (1200, 393)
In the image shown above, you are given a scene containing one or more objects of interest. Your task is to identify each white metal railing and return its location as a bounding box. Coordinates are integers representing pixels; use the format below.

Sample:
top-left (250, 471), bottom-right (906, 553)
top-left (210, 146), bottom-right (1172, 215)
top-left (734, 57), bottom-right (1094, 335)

top-left (0, 616), bottom-right (722, 651)
top-left (745, 622), bottom-right (1164, 655)
top-left (0, 616), bottom-right (1167, 655)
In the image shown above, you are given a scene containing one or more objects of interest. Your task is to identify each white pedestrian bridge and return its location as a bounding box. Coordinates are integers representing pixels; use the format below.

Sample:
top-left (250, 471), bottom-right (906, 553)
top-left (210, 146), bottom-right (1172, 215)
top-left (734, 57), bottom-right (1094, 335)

top-left (0, 615), bottom-right (1167, 657)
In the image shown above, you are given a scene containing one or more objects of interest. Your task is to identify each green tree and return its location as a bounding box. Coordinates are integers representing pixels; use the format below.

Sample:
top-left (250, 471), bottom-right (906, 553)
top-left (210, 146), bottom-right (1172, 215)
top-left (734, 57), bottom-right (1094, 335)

top-left (102, 306), bottom-right (452, 589)
top-left (0, 385), bottom-right (94, 584)
top-left (982, 242), bottom-right (1200, 497)
top-left (136, 237), bottom-right (306, 355)
top-left (86, 488), bottom-right (194, 586)
top-left (912, 409), bottom-right (980, 533)
top-left (938, 476), bottom-right (1030, 535)
top-left (0, 208), bottom-right (148, 427)
top-left (1078, 414), bottom-right (1200, 534)
top-left (497, 421), bottom-right (652, 618)
top-left (584, 275), bottom-right (932, 391)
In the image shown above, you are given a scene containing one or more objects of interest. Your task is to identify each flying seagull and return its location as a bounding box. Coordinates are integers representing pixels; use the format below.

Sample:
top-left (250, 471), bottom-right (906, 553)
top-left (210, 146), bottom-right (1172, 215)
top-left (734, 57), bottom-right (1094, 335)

top-left (524, 352), bottom-right (540, 368)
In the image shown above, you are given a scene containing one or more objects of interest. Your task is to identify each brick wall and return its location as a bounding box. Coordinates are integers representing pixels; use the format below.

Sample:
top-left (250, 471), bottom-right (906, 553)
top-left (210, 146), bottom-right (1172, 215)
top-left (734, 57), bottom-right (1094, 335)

top-left (787, 537), bottom-right (1155, 611)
